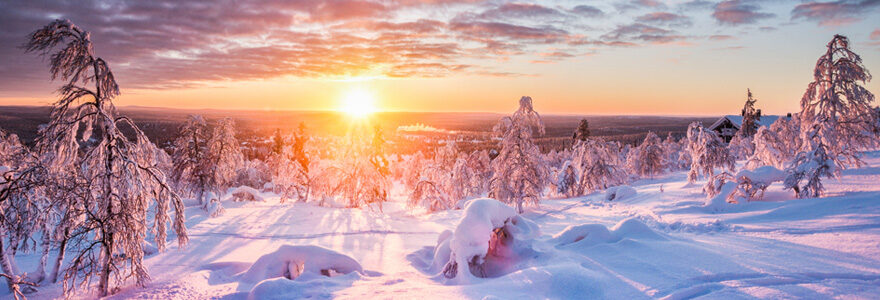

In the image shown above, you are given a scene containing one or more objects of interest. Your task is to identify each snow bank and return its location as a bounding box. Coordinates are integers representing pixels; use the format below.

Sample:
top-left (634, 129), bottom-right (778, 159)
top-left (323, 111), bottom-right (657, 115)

top-left (705, 182), bottom-right (737, 212)
top-left (229, 185), bottom-right (265, 202)
top-left (241, 245), bottom-right (363, 283)
top-left (436, 198), bottom-right (540, 283)
top-left (550, 217), bottom-right (664, 248)
top-left (247, 272), bottom-right (362, 300)
top-left (605, 185), bottom-right (637, 201)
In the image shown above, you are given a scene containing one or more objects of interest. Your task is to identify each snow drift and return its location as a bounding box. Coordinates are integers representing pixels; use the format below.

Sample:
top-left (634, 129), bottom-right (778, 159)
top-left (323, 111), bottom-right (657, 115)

top-left (550, 217), bottom-right (665, 248)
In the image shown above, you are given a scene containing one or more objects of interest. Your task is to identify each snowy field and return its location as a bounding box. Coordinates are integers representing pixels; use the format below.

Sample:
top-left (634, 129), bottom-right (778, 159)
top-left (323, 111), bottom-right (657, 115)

top-left (9, 152), bottom-right (880, 299)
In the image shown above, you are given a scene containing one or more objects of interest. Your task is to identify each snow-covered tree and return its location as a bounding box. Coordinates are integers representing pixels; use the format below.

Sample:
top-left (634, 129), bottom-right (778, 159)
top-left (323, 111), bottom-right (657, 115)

top-left (0, 129), bottom-right (46, 295)
top-left (785, 35), bottom-right (878, 198)
top-left (489, 96), bottom-right (549, 213)
top-left (740, 89), bottom-right (761, 137)
top-left (630, 132), bottom-right (666, 178)
top-left (572, 118), bottom-right (590, 142)
top-left (321, 124), bottom-right (390, 210)
top-left (662, 133), bottom-right (688, 170)
top-left (24, 20), bottom-right (187, 296)
top-left (572, 138), bottom-right (626, 195)
top-left (554, 161), bottom-right (578, 198)
top-left (728, 133), bottom-right (755, 160)
top-left (271, 123), bottom-right (311, 203)
top-left (171, 116), bottom-right (212, 203)
top-left (171, 116), bottom-right (242, 216)
top-left (686, 122), bottom-right (735, 183)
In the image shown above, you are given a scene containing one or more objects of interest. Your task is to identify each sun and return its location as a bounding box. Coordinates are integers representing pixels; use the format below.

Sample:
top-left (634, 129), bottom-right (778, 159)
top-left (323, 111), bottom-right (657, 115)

top-left (339, 88), bottom-right (378, 119)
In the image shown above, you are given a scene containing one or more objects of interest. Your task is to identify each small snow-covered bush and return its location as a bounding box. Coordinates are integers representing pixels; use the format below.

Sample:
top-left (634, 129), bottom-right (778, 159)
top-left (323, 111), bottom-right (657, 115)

top-left (241, 245), bottom-right (363, 283)
top-left (229, 186), bottom-right (265, 202)
top-left (437, 198), bottom-right (539, 283)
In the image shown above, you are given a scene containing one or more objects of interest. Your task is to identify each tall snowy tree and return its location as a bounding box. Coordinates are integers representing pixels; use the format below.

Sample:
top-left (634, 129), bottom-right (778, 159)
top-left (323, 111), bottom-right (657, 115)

top-left (24, 20), bottom-right (187, 296)
top-left (785, 35), bottom-right (877, 198)
top-left (489, 96), bottom-right (549, 213)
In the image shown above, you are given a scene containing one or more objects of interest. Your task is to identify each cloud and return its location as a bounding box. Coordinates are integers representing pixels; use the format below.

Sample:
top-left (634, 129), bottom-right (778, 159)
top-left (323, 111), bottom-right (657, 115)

top-left (872, 29), bottom-right (880, 40)
top-left (478, 3), bottom-right (564, 20)
top-left (636, 12), bottom-right (692, 27)
top-left (569, 5), bottom-right (604, 17)
top-left (712, 0), bottom-right (774, 25)
top-left (708, 35), bottom-right (736, 41)
top-left (615, 0), bottom-right (667, 12)
top-left (791, 0), bottom-right (880, 27)
top-left (601, 23), bottom-right (686, 44)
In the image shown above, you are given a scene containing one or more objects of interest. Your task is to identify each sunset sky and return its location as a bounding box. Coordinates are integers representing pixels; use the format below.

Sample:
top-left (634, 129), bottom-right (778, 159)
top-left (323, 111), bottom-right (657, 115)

top-left (0, 0), bottom-right (878, 116)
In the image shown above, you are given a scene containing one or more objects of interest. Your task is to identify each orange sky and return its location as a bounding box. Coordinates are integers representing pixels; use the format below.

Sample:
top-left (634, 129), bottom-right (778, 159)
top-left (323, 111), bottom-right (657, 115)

top-left (1, 1), bottom-right (878, 116)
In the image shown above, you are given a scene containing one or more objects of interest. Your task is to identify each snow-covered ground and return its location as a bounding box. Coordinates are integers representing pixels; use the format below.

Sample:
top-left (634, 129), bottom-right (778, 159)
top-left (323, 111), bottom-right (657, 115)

top-left (12, 152), bottom-right (880, 299)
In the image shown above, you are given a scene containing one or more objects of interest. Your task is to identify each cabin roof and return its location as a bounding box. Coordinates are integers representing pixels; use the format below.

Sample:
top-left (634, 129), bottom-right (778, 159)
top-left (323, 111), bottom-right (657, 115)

top-left (709, 115), bottom-right (782, 131)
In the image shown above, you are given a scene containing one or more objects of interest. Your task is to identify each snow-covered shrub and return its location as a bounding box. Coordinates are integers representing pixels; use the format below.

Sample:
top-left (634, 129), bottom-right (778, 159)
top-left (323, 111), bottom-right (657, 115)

top-left (705, 166), bottom-right (785, 206)
top-left (408, 180), bottom-right (452, 212)
top-left (728, 133), bottom-right (754, 160)
top-left (572, 139), bottom-right (626, 195)
top-left (631, 132), bottom-right (666, 178)
top-left (438, 198), bottom-right (539, 283)
top-left (554, 161), bottom-right (578, 198)
top-left (241, 245), bottom-right (363, 283)
top-left (316, 124), bottom-right (390, 209)
top-left (230, 186), bottom-right (265, 202)
top-left (686, 122), bottom-right (735, 183)
top-left (747, 126), bottom-right (787, 169)
top-left (662, 133), bottom-right (688, 171)
top-left (24, 20), bottom-right (187, 296)
top-left (734, 166), bottom-right (785, 201)
top-left (489, 97), bottom-right (549, 213)
top-left (784, 144), bottom-right (837, 198)
top-left (234, 159), bottom-right (272, 189)
top-left (269, 123), bottom-right (311, 203)
top-left (785, 35), bottom-right (877, 198)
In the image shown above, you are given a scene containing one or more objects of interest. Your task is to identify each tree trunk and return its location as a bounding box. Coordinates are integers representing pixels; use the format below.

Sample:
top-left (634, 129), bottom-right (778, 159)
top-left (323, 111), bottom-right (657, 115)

top-left (0, 235), bottom-right (18, 291)
top-left (50, 234), bottom-right (68, 283)
top-left (98, 232), bottom-right (113, 296)
top-left (33, 228), bottom-right (51, 283)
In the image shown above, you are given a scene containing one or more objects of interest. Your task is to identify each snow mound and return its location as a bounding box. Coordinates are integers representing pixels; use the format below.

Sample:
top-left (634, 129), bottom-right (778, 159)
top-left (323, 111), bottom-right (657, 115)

top-left (550, 217), bottom-right (664, 247)
top-left (435, 198), bottom-right (540, 283)
top-left (736, 166), bottom-right (785, 184)
top-left (240, 245), bottom-right (363, 283)
top-left (247, 272), bottom-right (362, 300)
top-left (229, 185), bottom-right (265, 202)
top-left (605, 185), bottom-right (637, 201)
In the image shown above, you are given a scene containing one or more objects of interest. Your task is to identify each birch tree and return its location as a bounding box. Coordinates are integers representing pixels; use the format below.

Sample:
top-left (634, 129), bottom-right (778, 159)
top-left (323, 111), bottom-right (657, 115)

top-left (489, 96), bottom-right (549, 213)
top-left (24, 19), bottom-right (187, 296)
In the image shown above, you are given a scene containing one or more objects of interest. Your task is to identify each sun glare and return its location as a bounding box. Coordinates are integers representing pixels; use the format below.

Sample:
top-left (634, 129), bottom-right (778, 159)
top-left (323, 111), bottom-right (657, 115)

top-left (340, 88), bottom-right (378, 118)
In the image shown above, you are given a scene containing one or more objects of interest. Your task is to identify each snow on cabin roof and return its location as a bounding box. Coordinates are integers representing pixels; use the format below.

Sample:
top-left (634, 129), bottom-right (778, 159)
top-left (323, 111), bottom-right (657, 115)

top-left (709, 115), bottom-right (782, 131)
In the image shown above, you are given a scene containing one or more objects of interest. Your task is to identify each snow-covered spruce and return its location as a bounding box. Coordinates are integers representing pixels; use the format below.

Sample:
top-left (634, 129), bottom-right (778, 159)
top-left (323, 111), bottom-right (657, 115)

top-left (435, 198), bottom-right (539, 283)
